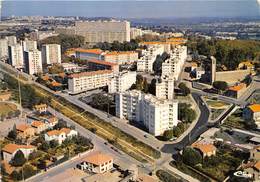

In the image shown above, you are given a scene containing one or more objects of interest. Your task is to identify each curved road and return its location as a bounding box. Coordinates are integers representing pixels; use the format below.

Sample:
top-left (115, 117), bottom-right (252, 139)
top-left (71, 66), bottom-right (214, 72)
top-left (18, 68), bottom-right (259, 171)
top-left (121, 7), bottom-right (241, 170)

top-left (161, 93), bottom-right (210, 153)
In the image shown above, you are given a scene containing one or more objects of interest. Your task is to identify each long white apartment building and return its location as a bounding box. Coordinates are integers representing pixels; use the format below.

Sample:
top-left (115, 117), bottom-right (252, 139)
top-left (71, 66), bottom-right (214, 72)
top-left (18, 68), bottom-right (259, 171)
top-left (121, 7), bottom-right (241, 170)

top-left (41, 44), bottom-right (61, 65)
top-left (8, 43), bottom-right (24, 69)
top-left (108, 71), bottom-right (136, 93)
top-left (68, 70), bottom-right (113, 94)
top-left (137, 45), bottom-right (164, 72)
top-left (155, 76), bottom-right (174, 100)
top-left (24, 49), bottom-right (42, 75)
top-left (22, 39), bottom-right (37, 51)
top-left (56, 20), bottom-right (130, 44)
top-left (162, 46), bottom-right (187, 80)
top-left (116, 90), bottom-right (178, 136)
top-left (0, 38), bottom-right (8, 59)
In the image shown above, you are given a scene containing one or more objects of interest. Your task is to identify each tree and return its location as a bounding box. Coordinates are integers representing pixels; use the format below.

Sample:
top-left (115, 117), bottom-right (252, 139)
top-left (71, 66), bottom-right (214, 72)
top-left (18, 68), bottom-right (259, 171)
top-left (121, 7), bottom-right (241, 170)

top-left (48, 64), bottom-right (64, 74)
top-left (12, 150), bottom-right (26, 167)
top-left (54, 119), bottom-right (67, 129)
top-left (178, 82), bottom-right (190, 96)
top-left (178, 103), bottom-right (196, 123)
top-left (11, 170), bottom-right (23, 181)
top-left (149, 78), bottom-right (157, 95)
top-left (23, 164), bottom-right (37, 179)
top-left (50, 140), bottom-right (59, 148)
top-left (153, 55), bottom-right (164, 75)
top-left (163, 130), bottom-right (174, 140)
top-left (39, 141), bottom-right (50, 152)
top-left (213, 81), bottom-right (228, 92)
top-left (182, 147), bottom-right (202, 166)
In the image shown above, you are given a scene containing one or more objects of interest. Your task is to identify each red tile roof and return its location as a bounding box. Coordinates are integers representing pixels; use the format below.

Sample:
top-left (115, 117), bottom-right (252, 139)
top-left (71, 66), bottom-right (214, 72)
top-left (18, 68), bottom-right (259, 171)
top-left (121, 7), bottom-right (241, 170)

top-left (68, 70), bottom-right (113, 79)
top-left (2, 144), bottom-right (35, 154)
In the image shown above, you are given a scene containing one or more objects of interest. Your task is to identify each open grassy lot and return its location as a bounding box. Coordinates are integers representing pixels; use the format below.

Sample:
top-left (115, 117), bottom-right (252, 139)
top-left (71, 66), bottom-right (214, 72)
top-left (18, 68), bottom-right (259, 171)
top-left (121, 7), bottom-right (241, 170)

top-left (0, 102), bottom-right (17, 116)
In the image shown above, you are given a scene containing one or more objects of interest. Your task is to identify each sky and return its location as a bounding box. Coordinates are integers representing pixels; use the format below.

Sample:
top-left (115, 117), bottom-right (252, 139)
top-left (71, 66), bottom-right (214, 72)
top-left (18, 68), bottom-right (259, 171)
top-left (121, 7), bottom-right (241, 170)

top-left (1, 0), bottom-right (260, 19)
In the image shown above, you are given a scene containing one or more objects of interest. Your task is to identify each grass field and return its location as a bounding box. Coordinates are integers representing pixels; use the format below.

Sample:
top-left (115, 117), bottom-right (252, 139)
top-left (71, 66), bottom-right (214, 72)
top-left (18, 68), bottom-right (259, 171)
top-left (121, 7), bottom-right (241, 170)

top-left (0, 102), bottom-right (17, 116)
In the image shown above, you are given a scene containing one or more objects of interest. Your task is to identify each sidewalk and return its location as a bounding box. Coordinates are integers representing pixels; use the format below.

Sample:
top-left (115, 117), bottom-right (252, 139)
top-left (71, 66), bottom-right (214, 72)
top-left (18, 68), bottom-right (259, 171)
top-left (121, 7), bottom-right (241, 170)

top-left (163, 163), bottom-right (200, 182)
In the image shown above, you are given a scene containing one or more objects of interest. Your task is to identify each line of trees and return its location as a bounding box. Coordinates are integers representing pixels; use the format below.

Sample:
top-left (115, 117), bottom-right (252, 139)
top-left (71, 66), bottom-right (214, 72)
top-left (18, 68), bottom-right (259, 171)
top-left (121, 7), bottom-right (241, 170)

top-left (94, 40), bottom-right (140, 51)
top-left (40, 34), bottom-right (85, 53)
top-left (187, 37), bottom-right (260, 70)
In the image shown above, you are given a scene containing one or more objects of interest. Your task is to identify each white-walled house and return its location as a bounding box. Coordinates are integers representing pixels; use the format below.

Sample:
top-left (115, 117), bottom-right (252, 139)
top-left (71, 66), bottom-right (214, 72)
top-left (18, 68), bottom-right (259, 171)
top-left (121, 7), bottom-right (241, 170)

top-left (2, 144), bottom-right (36, 163)
top-left (243, 104), bottom-right (260, 128)
top-left (78, 152), bottom-right (113, 173)
top-left (44, 128), bottom-right (78, 144)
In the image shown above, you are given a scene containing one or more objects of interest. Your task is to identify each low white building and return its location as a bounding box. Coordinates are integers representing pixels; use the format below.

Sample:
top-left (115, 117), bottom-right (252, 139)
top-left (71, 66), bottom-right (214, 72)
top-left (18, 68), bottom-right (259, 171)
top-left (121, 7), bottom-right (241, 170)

top-left (44, 128), bottom-right (78, 144)
top-left (108, 71), bottom-right (136, 93)
top-left (2, 144), bottom-right (36, 163)
top-left (116, 90), bottom-right (178, 136)
top-left (243, 104), bottom-right (260, 128)
top-left (155, 76), bottom-right (174, 100)
top-left (68, 70), bottom-right (114, 94)
top-left (61, 63), bottom-right (83, 72)
top-left (137, 45), bottom-right (164, 72)
top-left (78, 152), bottom-right (113, 173)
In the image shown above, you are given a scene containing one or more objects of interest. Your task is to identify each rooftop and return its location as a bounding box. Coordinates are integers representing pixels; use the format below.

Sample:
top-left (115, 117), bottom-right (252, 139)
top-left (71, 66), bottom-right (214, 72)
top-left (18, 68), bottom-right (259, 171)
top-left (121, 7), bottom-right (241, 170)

top-left (192, 142), bottom-right (216, 154)
top-left (68, 70), bottom-right (113, 79)
top-left (46, 129), bottom-right (64, 137)
top-left (254, 160), bottom-right (260, 171)
top-left (75, 48), bottom-right (103, 55)
top-left (87, 59), bottom-right (118, 66)
top-left (2, 143), bottom-right (35, 154)
top-left (248, 104), bottom-right (260, 113)
top-left (228, 83), bottom-right (246, 92)
top-left (105, 51), bottom-right (137, 56)
top-left (31, 121), bottom-right (45, 128)
top-left (83, 152), bottom-right (113, 166)
top-left (16, 124), bottom-right (31, 132)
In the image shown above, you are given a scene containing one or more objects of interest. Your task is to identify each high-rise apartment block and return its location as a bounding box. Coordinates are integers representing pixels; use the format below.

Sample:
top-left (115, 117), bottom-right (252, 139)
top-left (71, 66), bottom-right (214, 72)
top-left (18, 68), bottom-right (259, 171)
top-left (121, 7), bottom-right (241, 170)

top-left (108, 71), bottom-right (137, 93)
top-left (162, 46), bottom-right (187, 80)
top-left (0, 38), bottom-right (8, 59)
top-left (41, 44), bottom-right (61, 65)
top-left (6, 36), bottom-right (17, 46)
top-left (137, 45), bottom-right (164, 72)
top-left (8, 44), bottom-right (24, 69)
top-left (24, 50), bottom-right (42, 75)
top-left (115, 90), bottom-right (178, 136)
top-left (22, 39), bottom-right (37, 51)
top-left (155, 76), bottom-right (174, 100)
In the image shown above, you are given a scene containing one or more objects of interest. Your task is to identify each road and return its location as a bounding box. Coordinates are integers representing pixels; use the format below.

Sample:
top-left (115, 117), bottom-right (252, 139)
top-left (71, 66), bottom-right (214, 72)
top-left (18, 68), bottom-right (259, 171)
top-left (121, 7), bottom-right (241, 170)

top-left (161, 93), bottom-right (210, 153)
top-left (27, 107), bottom-right (148, 182)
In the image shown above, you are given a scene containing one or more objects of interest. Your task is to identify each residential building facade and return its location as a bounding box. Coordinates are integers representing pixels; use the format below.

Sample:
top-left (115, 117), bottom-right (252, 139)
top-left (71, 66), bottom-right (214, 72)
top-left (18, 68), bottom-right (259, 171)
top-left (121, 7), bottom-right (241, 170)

top-left (22, 39), bottom-right (37, 51)
top-left (2, 144), bottom-right (36, 163)
top-left (8, 44), bottom-right (24, 69)
top-left (41, 44), bottom-right (61, 65)
top-left (115, 90), bottom-right (178, 136)
top-left (155, 76), bottom-right (174, 100)
top-left (108, 71), bottom-right (137, 93)
top-left (243, 104), bottom-right (260, 128)
top-left (137, 45), bottom-right (164, 72)
top-left (78, 152), bottom-right (113, 173)
top-left (75, 20), bottom-right (130, 44)
top-left (24, 49), bottom-right (43, 75)
top-left (0, 38), bottom-right (8, 59)
top-left (68, 70), bottom-right (113, 94)
top-left (161, 46), bottom-right (187, 80)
